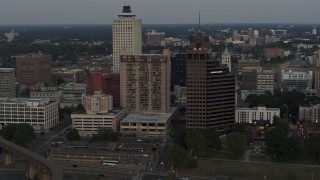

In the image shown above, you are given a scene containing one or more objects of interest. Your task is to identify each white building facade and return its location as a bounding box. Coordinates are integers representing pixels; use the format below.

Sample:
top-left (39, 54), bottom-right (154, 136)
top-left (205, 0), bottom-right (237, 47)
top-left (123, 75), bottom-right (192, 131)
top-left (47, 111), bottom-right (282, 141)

top-left (299, 104), bottom-right (320, 122)
top-left (235, 106), bottom-right (280, 124)
top-left (221, 48), bottom-right (231, 72)
top-left (281, 70), bottom-right (313, 90)
top-left (112, 5), bottom-right (142, 73)
top-left (0, 98), bottom-right (59, 131)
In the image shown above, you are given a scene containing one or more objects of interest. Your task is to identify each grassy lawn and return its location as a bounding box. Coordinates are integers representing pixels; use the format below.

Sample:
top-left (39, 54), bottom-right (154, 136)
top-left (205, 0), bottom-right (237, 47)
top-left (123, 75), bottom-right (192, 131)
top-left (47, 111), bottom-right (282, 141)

top-left (250, 154), bottom-right (267, 162)
top-left (208, 151), bottom-right (243, 160)
top-left (184, 159), bottom-right (320, 180)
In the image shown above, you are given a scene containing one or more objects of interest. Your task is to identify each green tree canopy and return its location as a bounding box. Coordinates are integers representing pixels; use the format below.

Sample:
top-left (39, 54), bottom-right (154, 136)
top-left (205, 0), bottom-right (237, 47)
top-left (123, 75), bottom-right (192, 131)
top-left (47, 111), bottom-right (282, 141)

top-left (168, 144), bottom-right (197, 170)
top-left (1, 123), bottom-right (35, 147)
top-left (66, 128), bottom-right (81, 140)
top-left (91, 128), bottom-right (119, 142)
top-left (226, 133), bottom-right (248, 159)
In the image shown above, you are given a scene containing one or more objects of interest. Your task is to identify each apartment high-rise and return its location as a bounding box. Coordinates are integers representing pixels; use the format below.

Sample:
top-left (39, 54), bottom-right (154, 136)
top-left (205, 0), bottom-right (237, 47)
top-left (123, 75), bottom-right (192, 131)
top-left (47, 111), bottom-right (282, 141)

top-left (315, 49), bottom-right (320, 91)
top-left (0, 68), bottom-right (16, 97)
top-left (112, 5), bottom-right (142, 73)
top-left (186, 31), bottom-right (236, 131)
top-left (120, 49), bottom-right (171, 114)
top-left (16, 53), bottom-right (52, 86)
top-left (221, 48), bottom-right (231, 72)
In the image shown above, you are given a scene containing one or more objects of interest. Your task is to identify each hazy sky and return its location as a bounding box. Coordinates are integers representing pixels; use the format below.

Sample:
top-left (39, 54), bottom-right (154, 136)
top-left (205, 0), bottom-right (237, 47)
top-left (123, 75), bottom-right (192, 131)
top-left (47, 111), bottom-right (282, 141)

top-left (0, 0), bottom-right (319, 24)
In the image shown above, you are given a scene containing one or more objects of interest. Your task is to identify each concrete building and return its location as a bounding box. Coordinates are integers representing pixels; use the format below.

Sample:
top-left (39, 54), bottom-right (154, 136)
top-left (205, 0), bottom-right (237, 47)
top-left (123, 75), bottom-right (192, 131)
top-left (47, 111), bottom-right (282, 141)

top-left (52, 68), bottom-right (86, 84)
top-left (120, 107), bottom-right (177, 137)
top-left (72, 109), bottom-right (126, 137)
top-left (84, 91), bottom-right (113, 115)
top-left (112, 5), bottom-right (142, 73)
top-left (16, 53), bottom-right (52, 86)
top-left (257, 69), bottom-right (274, 95)
top-left (235, 106), bottom-right (280, 124)
top-left (237, 59), bottom-right (260, 71)
top-left (30, 87), bottom-right (62, 102)
top-left (299, 104), bottom-right (320, 122)
top-left (314, 49), bottom-right (320, 91)
top-left (173, 85), bottom-right (187, 106)
top-left (281, 69), bottom-right (313, 90)
top-left (221, 48), bottom-right (231, 72)
top-left (170, 53), bottom-right (187, 90)
top-left (312, 28), bottom-right (317, 35)
top-left (60, 83), bottom-right (86, 108)
top-left (120, 49), bottom-right (171, 114)
top-left (186, 31), bottom-right (236, 131)
top-left (0, 98), bottom-right (59, 132)
top-left (4, 30), bottom-right (19, 42)
top-left (0, 68), bottom-right (16, 97)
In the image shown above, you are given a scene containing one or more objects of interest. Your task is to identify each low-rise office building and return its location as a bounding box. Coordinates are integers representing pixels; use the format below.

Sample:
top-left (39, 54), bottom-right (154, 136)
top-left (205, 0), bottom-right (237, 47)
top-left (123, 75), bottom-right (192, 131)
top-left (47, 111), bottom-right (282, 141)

top-left (60, 83), bottom-right (86, 108)
top-left (120, 107), bottom-right (177, 137)
top-left (235, 106), bottom-right (280, 124)
top-left (71, 109), bottom-right (126, 137)
top-left (0, 98), bottom-right (59, 132)
top-left (30, 87), bottom-right (62, 102)
top-left (299, 104), bottom-right (320, 122)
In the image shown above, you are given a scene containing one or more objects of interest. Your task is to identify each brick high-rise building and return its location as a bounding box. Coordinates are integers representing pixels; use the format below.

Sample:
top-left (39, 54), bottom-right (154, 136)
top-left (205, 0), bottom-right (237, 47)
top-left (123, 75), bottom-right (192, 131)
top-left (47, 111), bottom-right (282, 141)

top-left (241, 67), bottom-right (258, 91)
top-left (120, 49), bottom-right (170, 114)
top-left (0, 68), bottom-right (16, 97)
top-left (186, 31), bottom-right (236, 131)
top-left (112, 5), bottom-right (142, 73)
top-left (104, 73), bottom-right (120, 108)
top-left (264, 48), bottom-right (284, 60)
top-left (16, 53), bottom-right (52, 86)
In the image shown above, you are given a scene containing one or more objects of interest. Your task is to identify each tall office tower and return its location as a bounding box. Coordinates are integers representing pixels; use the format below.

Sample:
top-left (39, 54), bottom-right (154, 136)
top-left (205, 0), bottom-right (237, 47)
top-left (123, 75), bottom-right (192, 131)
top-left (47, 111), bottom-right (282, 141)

top-left (16, 53), bottom-right (52, 86)
top-left (0, 68), bottom-right (16, 97)
top-left (312, 28), bottom-right (317, 35)
top-left (314, 49), bottom-right (320, 91)
top-left (221, 48), bottom-right (231, 72)
top-left (170, 53), bottom-right (187, 90)
top-left (248, 28), bottom-right (254, 38)
top-left (257, 69), bottom-right (274, 95)
top-left (120, 49), bottom-right (170, 114)
top-left (186, 31), bottom-right (236, 131)
top-left (112, 5), bottom-right (142, 73)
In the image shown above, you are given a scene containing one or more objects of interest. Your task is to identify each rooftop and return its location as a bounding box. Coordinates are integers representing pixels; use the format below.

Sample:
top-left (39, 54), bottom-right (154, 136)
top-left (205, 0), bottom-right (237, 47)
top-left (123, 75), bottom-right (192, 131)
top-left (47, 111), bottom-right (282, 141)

top-left (122, 107), bottom-right (177, 124)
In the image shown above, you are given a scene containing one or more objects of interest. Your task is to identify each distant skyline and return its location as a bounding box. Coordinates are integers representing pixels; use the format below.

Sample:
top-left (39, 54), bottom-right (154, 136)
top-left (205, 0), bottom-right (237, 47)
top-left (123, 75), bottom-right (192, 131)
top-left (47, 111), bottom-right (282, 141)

top-left (0, 0), bottom-right (319, 25)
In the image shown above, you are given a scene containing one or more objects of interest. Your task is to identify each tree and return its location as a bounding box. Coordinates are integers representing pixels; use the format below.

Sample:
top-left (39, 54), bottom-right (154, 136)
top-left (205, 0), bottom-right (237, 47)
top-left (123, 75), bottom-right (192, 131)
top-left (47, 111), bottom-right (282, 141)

top-left (19, 87), bottom-right (31, 97)
top-left (226, 133), bottom-right (247, 158)
top-left (1, 124), bottom-right (35, 147)
top-left (91, 128), bottom-right (119, 142)
top-left (168, 144), bottom-right (197, 170)
top-left (170, 94), bottom-right (177, 105)
top-left (305, 134), bottom-right (320, 162)
top-left (184, 129), bottom-right (208, 158)
top-left (200, 129), bottom-right (221, 152)
top-left (233, 123), bottom-right (252, 143)
top-left (75, 104), bottom-right (85, 113)
top-left (56, 78), bottom-right (65, 85)
top-left (66, 128), bottom-right (81, 140)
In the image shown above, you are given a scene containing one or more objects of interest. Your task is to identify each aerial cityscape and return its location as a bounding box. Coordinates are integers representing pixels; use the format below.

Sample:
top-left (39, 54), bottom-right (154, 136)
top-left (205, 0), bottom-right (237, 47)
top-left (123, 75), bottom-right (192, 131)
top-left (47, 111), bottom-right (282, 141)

top-left (0, 1), bottom-right (320, 180)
